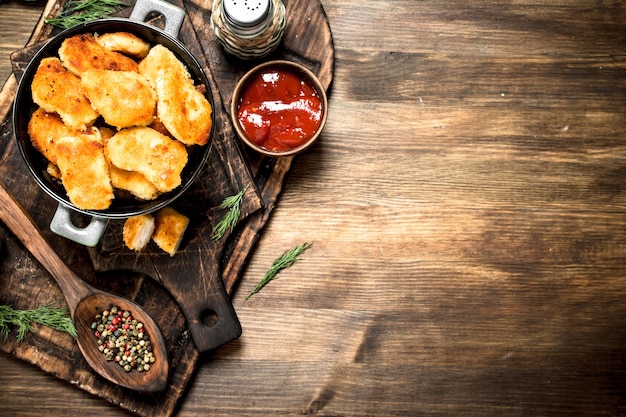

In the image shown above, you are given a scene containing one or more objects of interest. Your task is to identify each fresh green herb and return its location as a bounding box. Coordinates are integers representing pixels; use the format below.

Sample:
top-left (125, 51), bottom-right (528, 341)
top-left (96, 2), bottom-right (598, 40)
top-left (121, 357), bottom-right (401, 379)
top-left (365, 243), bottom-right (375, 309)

top-left (45, 0), bottom-right (128, 30)
top-left (211, 184), bottom-right (251, 241)
top-left (0, 304), bottom-right (77, 341)
top-left (246, 242), bottom-right (313, 300)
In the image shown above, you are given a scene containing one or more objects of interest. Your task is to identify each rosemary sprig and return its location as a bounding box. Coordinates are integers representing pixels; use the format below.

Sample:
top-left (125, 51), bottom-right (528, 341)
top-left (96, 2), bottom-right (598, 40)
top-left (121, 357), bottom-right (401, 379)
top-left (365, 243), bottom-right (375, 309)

top-left (45, 0), bottom-right (128, 30)
top-left (0, 304), bottom-right (77, 341)
top-left (211, 184), bottom-right (251, 241)
top-left (246, 242), bottom-right (313, 300)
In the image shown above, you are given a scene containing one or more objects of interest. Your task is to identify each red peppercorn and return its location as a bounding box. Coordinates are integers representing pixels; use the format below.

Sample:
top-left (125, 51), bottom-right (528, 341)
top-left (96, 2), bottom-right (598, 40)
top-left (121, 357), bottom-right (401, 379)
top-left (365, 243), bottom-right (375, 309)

top-left (117, 311), bottom-right (124, 318)
top-left (108, 324), bottom-right (116, 332)
top-left (95, 331), bottom-right (100, 338)
top-left (122, 323), bottom-right (130, 330)
top-left (111, 317), bottom-right (120, 325)
top-left (139, 328), bottom-right (144, 333)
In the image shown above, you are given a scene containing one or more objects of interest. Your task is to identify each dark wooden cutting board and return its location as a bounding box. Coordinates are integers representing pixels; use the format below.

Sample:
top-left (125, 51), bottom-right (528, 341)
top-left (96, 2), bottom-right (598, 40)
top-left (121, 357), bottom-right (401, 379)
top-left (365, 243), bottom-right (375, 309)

top-left (0, 0), bottom-right (334, 416)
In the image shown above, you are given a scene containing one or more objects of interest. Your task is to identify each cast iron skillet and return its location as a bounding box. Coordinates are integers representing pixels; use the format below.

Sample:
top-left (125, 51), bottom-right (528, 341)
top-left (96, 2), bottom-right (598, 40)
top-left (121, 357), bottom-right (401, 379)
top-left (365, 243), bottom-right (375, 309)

top-left (12, 0), bottom-right (214, 246)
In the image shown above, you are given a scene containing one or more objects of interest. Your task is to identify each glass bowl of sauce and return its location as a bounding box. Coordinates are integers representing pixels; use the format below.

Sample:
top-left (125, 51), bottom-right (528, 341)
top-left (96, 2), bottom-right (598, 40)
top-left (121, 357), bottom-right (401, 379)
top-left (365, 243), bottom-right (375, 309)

top-left (231, 60), bottom-right (328, 157)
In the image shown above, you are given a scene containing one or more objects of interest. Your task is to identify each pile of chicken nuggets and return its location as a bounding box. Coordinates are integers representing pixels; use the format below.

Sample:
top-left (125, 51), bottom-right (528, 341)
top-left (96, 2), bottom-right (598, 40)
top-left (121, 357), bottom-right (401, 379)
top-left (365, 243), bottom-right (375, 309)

top-left (28, 31), bottom-right (213, 211)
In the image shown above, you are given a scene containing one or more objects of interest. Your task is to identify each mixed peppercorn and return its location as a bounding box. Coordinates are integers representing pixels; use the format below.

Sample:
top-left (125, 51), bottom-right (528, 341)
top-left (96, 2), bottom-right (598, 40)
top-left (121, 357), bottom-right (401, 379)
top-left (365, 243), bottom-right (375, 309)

top-left (91, 305), bottom-right (155, 372)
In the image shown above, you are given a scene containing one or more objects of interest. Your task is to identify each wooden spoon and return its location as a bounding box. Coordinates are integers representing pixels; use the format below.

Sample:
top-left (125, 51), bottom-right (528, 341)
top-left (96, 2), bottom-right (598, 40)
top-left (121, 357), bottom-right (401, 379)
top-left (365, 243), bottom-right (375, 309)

top-left (0, 181), bottom-right (169, 392)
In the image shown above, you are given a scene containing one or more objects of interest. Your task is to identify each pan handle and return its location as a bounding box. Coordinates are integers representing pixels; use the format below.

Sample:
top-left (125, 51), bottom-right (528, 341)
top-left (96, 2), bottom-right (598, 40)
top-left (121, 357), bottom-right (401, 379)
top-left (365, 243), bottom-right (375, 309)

top-left (50, 204), bottom-right (108, 247)
top-left (130, 0), bottom-right (186, 38)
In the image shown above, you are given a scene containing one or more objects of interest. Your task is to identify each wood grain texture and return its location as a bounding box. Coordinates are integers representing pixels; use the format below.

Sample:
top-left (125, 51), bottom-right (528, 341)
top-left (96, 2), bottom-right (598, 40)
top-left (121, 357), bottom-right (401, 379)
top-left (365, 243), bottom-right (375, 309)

top-left (2, 0), bottom-right (626, 416)
top-left (0, 1), bottom-right (44, 84)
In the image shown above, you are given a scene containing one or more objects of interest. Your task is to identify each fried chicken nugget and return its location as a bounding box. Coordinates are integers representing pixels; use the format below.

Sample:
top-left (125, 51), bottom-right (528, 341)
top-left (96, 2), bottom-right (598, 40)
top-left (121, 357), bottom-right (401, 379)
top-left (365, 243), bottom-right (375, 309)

top-left (98, 126), bottom-right (160, 200)
top-left (123, 214), bottom-right (155, 251)
top-left (59, 33), bottom-right (138, 76)
top-left (105, 127), bottom-right (188, 193)
top-left (139, 45), bottom-right (212, 146)
top-left (28, 108), bottom-right (73, 165)
top-left (81, 69), bottom-right (156, 128)
top-left (31, 57), bottom-right (99, 131)
top-left (55, 130), bottom-right (114, 210)
top-left (152, 207), bottom-right (189, 256)
top-left (96, 32), bottom-right (151, 59)
top-left (108, 165), bottom-right (160, 200)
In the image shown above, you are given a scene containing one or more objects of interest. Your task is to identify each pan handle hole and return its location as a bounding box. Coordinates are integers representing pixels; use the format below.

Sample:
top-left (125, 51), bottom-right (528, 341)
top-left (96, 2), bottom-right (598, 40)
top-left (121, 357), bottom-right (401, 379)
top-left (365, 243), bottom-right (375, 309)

top-left (143, 12), bottom-right (166, 30)
top-left (201, 309), bottom-right (218, 327)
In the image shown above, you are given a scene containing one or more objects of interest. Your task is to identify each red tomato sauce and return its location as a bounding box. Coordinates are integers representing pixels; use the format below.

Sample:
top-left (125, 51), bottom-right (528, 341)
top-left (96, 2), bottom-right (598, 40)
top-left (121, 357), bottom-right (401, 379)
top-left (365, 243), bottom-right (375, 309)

top-left (236, 67), bottom-right (323, 153)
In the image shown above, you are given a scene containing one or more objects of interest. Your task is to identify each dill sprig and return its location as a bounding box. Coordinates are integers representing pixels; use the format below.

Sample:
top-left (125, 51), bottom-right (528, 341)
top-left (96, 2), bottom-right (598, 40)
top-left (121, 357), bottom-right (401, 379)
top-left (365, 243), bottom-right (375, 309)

top-left (45, 0), bottom-right (128, 30)
top-left (246, 242), bottom-right (313, 300)
top-left (0, 304), bottom-right (77, 341)
top-left (211, 184), bottom-right (251, 241)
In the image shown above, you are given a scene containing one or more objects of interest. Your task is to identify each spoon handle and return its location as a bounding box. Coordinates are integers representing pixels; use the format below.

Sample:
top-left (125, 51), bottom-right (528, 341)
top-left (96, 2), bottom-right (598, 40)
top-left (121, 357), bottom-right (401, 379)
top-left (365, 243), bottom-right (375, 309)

top-left (0, 181), bottom-right (89, 312)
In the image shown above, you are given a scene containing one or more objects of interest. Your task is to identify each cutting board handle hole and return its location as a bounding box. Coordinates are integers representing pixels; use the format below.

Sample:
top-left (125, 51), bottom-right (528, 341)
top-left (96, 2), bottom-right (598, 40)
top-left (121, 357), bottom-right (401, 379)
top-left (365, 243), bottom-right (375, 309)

top-left (200, 309), bottom-right (219, 327)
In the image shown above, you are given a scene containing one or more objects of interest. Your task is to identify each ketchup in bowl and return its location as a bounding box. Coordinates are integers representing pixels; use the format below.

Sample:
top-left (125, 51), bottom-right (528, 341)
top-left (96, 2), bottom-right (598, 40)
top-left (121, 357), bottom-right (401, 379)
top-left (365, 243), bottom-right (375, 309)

top-left (236, 65), bottom-right (324, 153)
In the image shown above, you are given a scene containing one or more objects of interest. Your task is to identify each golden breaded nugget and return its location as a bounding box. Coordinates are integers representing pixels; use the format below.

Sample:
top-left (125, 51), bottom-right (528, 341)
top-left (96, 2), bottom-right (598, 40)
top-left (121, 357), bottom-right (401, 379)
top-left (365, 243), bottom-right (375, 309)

top-left (152, 207), bottom-right (189, 256)
top-left (105, 127), bottom-right (188, 193)
top-left (28, 108), bottom-right (102, 166)
top-left (108, 164), bottom-right (160, 200)
top-left (31, 57), bottom-right (99, 130)
top-left (28, 108), bottom-right (71, 165)
top-left (55, 131), bottom-right (114, 210)
top-left (123, 214), bottom-right (155, 251)
top-left (101, 127), bottom-right (159, 200)
top-left (138, 45), bottom-right (187, 88)
top-left (81, 69), bottom-right (156, 128)
top-left (58, 33), bottom-right (138, 76)
top-left (96, 32), bottom-right (151, 59)
top-left (139, 45), bottom-right (212, 146)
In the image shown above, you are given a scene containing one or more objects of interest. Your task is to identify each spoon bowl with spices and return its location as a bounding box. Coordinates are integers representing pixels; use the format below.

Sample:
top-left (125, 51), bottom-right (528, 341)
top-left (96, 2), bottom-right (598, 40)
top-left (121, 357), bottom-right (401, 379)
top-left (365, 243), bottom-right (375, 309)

top-left (0, 180), bottom-right (168, 392)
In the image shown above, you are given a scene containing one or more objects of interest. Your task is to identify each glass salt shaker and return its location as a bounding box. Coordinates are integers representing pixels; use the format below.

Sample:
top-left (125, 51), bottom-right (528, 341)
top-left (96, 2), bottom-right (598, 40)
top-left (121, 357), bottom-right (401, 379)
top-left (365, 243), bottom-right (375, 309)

top-left (211, 0), bottom-right (286, 60)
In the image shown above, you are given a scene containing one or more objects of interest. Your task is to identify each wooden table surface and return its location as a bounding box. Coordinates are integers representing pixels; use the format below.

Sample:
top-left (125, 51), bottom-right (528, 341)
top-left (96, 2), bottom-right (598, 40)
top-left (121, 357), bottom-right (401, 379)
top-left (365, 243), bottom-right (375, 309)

top-left (1, 0), bottom-right (626, 416)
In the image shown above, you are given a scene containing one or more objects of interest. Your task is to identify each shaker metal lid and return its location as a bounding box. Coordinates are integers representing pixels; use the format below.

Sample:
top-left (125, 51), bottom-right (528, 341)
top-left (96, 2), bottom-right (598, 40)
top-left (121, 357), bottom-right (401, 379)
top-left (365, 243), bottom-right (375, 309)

top-left (223, 0), bottom-right (271, 28)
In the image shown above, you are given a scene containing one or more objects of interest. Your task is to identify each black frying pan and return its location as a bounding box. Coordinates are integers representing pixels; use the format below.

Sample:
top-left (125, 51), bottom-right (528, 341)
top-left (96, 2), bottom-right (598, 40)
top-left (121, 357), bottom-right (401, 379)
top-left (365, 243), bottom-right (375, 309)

top-left (12, 0), bottom-right (214, 246)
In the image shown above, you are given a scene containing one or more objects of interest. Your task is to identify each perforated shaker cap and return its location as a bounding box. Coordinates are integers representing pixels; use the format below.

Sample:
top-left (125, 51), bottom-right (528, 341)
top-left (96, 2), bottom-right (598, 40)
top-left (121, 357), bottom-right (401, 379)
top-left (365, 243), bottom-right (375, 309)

top-left (223, 0), bottom-right (271, 29)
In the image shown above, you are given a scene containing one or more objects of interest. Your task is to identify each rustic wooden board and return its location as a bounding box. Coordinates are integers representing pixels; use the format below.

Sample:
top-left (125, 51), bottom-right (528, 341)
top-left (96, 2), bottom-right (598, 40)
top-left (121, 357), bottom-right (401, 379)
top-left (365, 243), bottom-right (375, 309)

top-left (185, 0), bottom-right (335, 293)
top-left (0, 0), bottom-right (334, 416)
